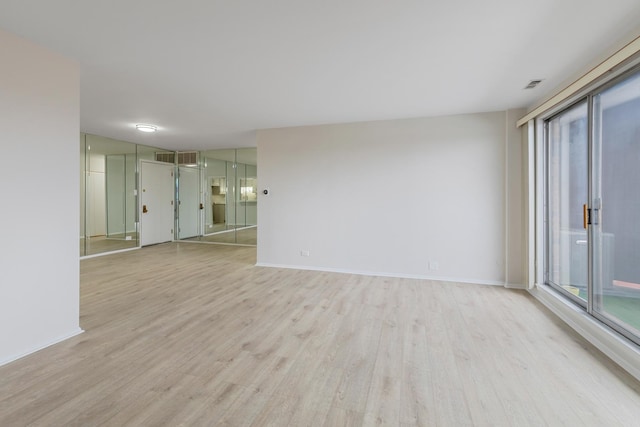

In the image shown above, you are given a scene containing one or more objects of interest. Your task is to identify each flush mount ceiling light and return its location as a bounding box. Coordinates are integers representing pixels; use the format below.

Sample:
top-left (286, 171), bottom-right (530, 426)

top-left (136, 124), bottom-right (157, 132)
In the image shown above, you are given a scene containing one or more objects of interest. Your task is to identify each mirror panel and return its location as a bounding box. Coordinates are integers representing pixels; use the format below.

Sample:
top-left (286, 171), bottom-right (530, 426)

top-left (81, 134), bottom-right (138, 255)
top-left (80, 134), bottom-right (166, 257)
top-left (182, 148), bottom-right (256, 245)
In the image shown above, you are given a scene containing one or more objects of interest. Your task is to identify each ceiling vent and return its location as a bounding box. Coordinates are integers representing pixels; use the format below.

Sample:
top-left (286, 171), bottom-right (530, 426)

top-left (155, 151), bottom-right (175, 163)
top-left (524, 79), bottom-right (543, 89)
top-left (155, 151), bottom-right (199, 166)
top-left (178, 151), bottom-right (198, 166)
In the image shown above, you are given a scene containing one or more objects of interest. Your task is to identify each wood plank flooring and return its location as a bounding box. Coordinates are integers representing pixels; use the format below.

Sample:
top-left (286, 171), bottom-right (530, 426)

top-left (185, 226), bottom-right (257, 246)
top-left (1, 242), bottom-right (639, 426)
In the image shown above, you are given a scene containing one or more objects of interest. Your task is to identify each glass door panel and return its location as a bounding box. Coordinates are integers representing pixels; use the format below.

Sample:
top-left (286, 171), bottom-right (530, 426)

top-left (592, 71), bottom-right (640, 338)
top-left (546, 101), bottom-right (589, 303)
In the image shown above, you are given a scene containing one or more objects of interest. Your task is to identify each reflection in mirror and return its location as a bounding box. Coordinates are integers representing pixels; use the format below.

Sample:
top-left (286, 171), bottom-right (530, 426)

top-left (80, 136), bottom-right (86, 256)
top-left (181, 147), bottom-right (256, 245)
top-left (137, 144), bottom-right (159, 162)
top-left (178, 161), bottom-right (201, 240)
top-left (235, 148), bottom-right (257, 244)
top-left (81, 134), bottom-right (138, 256)
top-left (80, 134), bottom-right (167, 257)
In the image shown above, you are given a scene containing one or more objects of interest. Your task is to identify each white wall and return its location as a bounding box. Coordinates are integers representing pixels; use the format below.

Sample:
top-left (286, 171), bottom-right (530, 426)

top-left (258, 111), bottom-right (524, 285)
top-left (505, 109), bottom-right (526, 287)
top-left (0, 29), bottom-right (81, 365)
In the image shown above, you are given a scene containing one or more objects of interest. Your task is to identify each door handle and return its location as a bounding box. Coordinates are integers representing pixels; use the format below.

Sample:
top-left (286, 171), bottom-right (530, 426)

top-left (583, 204), bottom-right (588, 229)
top-left (143, 205), bottom-right (148, 214)
top-left (199, 203), bottom-right (204, 210)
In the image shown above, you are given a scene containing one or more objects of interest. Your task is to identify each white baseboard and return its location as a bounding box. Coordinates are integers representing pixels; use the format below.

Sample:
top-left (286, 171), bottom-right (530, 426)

top-left (80, 246), bottom-right (140, 259)
top-left (0, 327), bottom-right (84, 368)
top-left (255, 262), bottom-right (505, 286)
top-left (180, 240), bottom-right (256, 248)
top-left (505, 283), bottom-right (527, 289)
top-left (529, 284), bottom-right (640, 382)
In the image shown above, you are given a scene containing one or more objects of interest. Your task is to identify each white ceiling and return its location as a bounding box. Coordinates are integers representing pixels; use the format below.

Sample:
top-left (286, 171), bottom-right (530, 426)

top-left (2, 1), bottom-right (640, 151)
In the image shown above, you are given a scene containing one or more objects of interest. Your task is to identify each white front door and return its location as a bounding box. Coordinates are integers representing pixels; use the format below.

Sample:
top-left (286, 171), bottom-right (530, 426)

top-left (140, 161), bottom-right (174, 246)
top-left (178, 166), bottom-right (200, 239)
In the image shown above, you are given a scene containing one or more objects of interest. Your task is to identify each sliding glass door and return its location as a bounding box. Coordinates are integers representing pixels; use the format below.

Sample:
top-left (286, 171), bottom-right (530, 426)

top-left (546, 101), bottom-right (589, 303)
top-left (591, 71), bottom-right (640, 338)
top-left (545, 68), bottom-right (640, 344)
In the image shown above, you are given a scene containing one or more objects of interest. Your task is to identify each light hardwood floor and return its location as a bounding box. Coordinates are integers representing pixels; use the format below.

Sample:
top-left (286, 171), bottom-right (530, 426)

top-left (185, 226), bottom-right (257, 246)
top-left (80, 235), bottom-right (138, 256)
top-left (1, 243), bottom-right (639, 426)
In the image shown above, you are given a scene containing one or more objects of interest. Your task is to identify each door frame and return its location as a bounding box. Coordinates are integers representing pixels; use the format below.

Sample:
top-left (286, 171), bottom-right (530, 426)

top-left (540, 66), bottom-right (640, 346)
